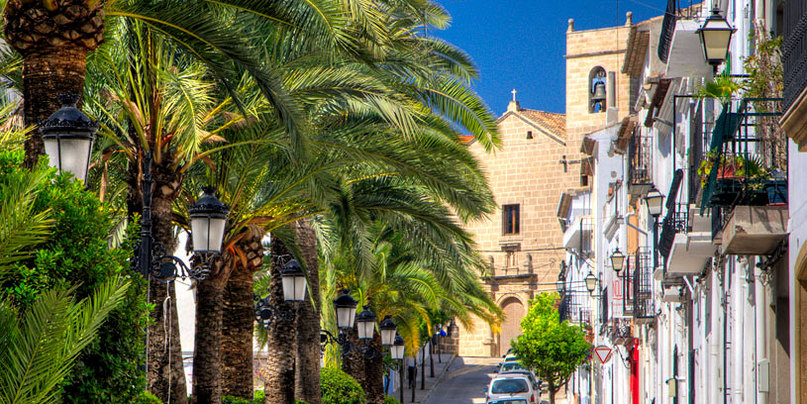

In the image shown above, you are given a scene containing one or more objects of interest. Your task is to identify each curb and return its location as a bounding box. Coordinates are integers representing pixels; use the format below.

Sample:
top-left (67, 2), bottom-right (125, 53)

top-left (417, 353), bottom-right (457, 404)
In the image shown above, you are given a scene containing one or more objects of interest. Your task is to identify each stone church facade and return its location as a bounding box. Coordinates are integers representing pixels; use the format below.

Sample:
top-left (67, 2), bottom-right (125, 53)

top-left (456, 15), bottom-right (633, 357)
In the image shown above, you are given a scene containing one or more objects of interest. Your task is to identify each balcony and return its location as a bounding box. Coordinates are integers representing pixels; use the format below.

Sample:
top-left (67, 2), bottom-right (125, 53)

top-left (563, 217), bottom-right (592, 256)
top-left (721, 206), bottom-right (788, 255)
top-left (559, 291), bottom-right (592, 326)
top-left (627, 131), bottom-right (653, 199)
top-left (633, 248), bottom-right (656, 322)
top-left (782, 0), bottom-right (807, 148)
top-left (667, 204), bottom-right (715, 275)
top-left (700, 99), bottom-right (786, 246)
top-left (657, 0), bottom-right (709, 77)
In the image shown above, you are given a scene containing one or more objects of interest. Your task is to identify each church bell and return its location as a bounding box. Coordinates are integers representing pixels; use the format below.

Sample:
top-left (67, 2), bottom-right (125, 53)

top-left (592, 81), bottom-right (607, 103)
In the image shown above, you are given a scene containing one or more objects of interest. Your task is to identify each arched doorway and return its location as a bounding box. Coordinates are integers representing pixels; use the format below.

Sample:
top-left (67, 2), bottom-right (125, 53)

top-left (499, 297), bottom-right (525, 357)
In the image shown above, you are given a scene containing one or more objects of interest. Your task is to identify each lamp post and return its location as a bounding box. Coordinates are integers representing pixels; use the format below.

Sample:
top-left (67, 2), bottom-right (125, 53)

top-left (645, 187), bottom-right (664, 270)
top-left (610, 248), bottom-right (626, 275)
top-left (41, 99), bottom-right (231, 380)
top-left (696, 7), bottom-right (736, 73)
top-left (254, 257), bottom-right (310, 328)
top-left (39, 94), bottom-right (97, 183)
top-left (391, 335), bottom-right (405, 404)
top-left (584, 271), bottom-right (598, 295)
top-left (321, 290), bottom-right (393, 360)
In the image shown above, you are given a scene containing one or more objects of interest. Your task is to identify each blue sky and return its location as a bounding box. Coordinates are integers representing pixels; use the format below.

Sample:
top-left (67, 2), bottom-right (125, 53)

top-left (435, 0), bottom-right (663, 115)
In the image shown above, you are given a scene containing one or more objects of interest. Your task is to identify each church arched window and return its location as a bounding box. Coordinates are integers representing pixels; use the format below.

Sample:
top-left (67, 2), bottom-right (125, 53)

top-left (589, 67), bottom-right (607, 113)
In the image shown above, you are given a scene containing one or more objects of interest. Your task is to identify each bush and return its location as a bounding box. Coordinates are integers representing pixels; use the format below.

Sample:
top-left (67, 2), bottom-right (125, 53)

top-left (0, 151), bottom-right (148, 403)
top-left (223, 396), bottom-right (252, 404)
top-left (253, 390), bottom-right (265, 404)
top-left (134, 391), bottom-right (163, 404)
top-left (385, 395), bottom-right (402, 404)
top-left (321, 367), bottom-right (366, 404)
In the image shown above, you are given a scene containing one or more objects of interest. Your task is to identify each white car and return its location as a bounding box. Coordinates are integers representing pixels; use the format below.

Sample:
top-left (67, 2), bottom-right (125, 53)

top-left (486, 373), bottom-right (541, 404)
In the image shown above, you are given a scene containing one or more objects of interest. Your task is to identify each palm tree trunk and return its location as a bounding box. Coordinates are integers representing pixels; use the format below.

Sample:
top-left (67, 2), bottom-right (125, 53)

top-left (263, 237), bottom-right (297, 404)
top-left (4, 0), bottom-right (103, 168)
top-left (192, 256), bottom-right (230, 403)
top-left (294, 221), bottom-right (321, 404)
top-left (341, 327), bottom-right (366, 394)
top-left (128, 158), bottom-right (188, 404)
top-left (363, 333), bottom-right (385, 404)
top-left (21, 49), bottom-right (89, 167)
top-left (221, 231), bottom-right (264, 399)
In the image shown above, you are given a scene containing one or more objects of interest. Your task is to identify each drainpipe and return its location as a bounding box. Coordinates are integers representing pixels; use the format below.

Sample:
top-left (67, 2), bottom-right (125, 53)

top-left (734, 259), bottom-right (745, 403)
top-left (754, 258), bottom-right (767, 404)
top-left (622, 212), bottom-right (649, 236)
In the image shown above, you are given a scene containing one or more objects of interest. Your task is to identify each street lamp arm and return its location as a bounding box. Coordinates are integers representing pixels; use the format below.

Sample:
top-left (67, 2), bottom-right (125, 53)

top-left (254, 294), bottom-right (296, 329)
top-left (319, 328), bottom-right (381, 360)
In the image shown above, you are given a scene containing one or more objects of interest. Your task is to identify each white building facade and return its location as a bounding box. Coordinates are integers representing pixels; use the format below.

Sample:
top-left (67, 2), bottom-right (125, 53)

top-left (561, 0), bottom-right (794, 402)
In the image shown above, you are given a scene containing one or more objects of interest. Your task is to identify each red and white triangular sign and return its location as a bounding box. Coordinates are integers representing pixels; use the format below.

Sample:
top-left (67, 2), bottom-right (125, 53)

top-left (594, 345), bottom-right (612, 364)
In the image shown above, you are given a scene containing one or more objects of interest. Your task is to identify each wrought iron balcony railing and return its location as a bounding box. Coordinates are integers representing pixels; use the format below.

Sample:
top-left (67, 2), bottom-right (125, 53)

top-left (628, 131), bottom-right (653, 195)
top-left (633, 248), bottom-right (655, 321)
top-left (784, 1), bottom-right (807, 111)
top-left (559, 291), bottom-right (592, 326)
top-left (700, 99), bottom-right (785, 214)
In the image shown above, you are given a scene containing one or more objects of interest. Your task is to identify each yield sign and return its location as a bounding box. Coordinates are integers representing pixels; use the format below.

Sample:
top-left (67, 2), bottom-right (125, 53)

top-left (594, 345), bottom-right (613, 364)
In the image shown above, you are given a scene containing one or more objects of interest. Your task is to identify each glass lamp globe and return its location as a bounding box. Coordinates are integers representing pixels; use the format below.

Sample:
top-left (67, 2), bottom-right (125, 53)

top-left (356, 305), bottom-right (377, 340)
top-left (40, 94), bottom-right (98, 182)
top-left (188, 187), bottom-right (230, 253)
top-left (379, 315), bottom-right (397, 347)
top-left (280, 259), bottom-right (307, 301)
top-left (333, 290), bottom-right (358, 330)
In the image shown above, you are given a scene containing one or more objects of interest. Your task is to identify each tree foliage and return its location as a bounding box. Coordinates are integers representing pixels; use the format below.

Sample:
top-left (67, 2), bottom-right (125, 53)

top-left (320, 368), bottom-right (365, 404)
top-left (0, 142), bottom-right (146, 403)
top-left (511, 293), bottom-right (590, 403)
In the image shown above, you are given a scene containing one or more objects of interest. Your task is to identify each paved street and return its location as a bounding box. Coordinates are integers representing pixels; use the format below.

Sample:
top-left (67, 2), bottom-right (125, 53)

top-left (424, 357), bottom-right (501, 404)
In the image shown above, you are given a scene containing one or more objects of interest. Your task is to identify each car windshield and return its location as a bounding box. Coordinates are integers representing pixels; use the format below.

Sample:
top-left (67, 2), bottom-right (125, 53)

top-left (491, 379), bottom-right (529, 394)
top-left (501, 362), bottom-right (524, 372)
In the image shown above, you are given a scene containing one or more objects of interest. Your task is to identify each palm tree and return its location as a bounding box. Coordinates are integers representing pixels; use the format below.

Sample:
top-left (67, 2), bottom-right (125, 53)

top-left (315, 173), bottom-right (501, 403)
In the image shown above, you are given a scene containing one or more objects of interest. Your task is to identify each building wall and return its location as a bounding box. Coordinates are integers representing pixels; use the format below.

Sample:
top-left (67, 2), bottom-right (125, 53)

top-left (565, 21), bottom-right (632, 162)
top-left (457, 111), bottom-right (575, 357)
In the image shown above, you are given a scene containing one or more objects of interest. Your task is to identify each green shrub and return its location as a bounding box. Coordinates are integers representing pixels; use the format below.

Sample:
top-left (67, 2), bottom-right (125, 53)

top-left (385, 395), bottom-right (402, 404)
top-left (133, 391), bottom-right (163, 404)
top-left (253, 390), bottom-right (265, 404)
top-left (0, 151), bottom-right (148, 403)
top-left (223, 396), bottom-right (252, 404)
top-left (321, 367), bottom-right (366, 404)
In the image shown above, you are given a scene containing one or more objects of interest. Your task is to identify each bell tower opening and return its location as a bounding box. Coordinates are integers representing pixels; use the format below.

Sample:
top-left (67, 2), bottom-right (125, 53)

top-left (589, 67), bottom-right (607, 113)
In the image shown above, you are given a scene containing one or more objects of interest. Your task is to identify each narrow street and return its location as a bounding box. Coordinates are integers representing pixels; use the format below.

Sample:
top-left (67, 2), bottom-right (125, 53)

top-left (425, 357), bottom-right (500, 404)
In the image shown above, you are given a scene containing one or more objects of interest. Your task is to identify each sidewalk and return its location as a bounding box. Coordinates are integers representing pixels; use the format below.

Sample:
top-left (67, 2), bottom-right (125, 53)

top-left (391, 351), bottom-right (456, 404)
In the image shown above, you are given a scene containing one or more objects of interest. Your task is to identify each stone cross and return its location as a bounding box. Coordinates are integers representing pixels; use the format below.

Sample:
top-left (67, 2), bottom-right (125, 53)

top-left (511, 88), bottom-right (517, 101)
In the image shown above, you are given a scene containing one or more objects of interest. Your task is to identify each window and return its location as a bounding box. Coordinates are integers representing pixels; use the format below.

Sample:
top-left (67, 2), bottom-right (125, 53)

top-left (526, 130), bottom-right (533, 139)
top-left (491, 378), bottom-right (529, 394)
top-left (502, 204), bottom-right (520, 235)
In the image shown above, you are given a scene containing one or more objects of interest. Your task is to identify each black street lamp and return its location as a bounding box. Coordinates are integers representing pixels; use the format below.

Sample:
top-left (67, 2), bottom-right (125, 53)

top-left (321, 290), bottom-right (384, 360)
top-left (611, 247), bottom-right (626, 275)
top-left (557, 266), bottom-right (567, 295)
top-left (280, 259), bottom-right (308, 302)
top-left (42, 99), bottom-right (230, 381)
top-left (253, 257), bottom-right (311, 329)
top-left (379, 315), bottom-right (398, 347)
top-left (645, 187), bottom-right (665, 270)
top-left (334, 289), bottom-right (359, 330)
top-left (391, 335), bottom-right (405, 403)
top-left (584, 271), bottom-right (598, 294)
top-left (356, 305), bottom-right (378, 340)
top-left (40, 94), bottom-right (98, 183)
top-left (697, 7), bottom-right (736, 71)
